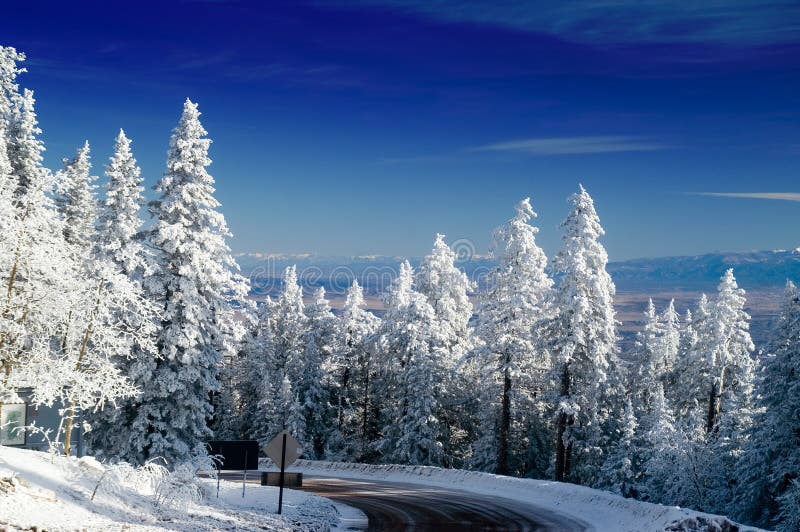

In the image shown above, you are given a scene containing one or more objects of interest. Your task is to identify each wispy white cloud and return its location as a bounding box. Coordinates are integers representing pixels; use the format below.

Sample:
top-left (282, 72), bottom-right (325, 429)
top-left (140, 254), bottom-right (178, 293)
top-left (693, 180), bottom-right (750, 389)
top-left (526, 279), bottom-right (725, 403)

top-left (695, 192), bottom-right (800, 202)
top-left (335, 0), bottom-right (800, 46)
top-left (468, 136), bottom-right (668, 155)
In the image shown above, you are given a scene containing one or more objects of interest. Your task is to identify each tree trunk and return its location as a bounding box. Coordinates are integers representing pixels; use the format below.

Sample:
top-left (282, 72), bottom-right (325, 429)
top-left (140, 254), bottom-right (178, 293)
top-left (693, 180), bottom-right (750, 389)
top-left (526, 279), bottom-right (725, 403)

top-left (338, 367), bottom-right (349, 429)
top-left (63, 403), bottom-right (77, 456)
top-left (706, 367), bottom-right (726, 433)
top-left (63, 280), bottom-right (104, 456)
top-left (555, 363), bottom-right (571, 482)
top-left (361, 356), bottom-right (370, 459)
top-left (0, 248), bottom-right (21, 383)
top-left (497, 362), bottom-right (512, 475)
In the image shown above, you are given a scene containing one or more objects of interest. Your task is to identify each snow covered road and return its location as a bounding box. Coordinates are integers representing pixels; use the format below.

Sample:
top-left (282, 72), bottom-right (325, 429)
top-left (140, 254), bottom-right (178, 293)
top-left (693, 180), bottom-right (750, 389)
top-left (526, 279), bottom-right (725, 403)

top-left (277, 460), bottom-right (758, 531)
top-left (299, 475), bottom-right (587, 531)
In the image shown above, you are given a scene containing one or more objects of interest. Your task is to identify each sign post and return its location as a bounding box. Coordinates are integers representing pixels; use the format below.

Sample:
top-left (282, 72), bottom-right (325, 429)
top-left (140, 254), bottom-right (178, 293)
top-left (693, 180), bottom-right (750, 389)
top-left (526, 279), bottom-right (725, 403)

top-left (207, 440), bottom-right (259, 499)
top-left (263, 430), bottom-right (302, 515)
top-left (278, 434), bottom-right (286, 514)
top-left (243, 449), bottom-right (248, 498)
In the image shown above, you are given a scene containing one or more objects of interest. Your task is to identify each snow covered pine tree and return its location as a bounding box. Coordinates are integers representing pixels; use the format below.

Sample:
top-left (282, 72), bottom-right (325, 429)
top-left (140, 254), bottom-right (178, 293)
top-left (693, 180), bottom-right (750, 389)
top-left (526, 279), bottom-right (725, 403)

top-left (471, 198), bottom-right (553, 475)
top-left (127, 99), bottom-right (250, 466)
top-left (550, 186), bottom-right (621, 485)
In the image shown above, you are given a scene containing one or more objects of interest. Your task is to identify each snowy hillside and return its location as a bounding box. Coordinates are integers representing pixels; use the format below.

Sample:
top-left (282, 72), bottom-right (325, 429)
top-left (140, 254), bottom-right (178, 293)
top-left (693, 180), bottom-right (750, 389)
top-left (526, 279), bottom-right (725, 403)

top-left (0, 446), bottom-right (361, 531)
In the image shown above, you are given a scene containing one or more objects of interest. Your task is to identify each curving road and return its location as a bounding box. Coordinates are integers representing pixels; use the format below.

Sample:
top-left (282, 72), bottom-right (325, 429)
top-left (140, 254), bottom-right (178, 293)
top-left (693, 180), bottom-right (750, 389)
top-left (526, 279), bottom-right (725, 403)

top-left (299, 476), bottom-right (588, 531)
top-left (219, 471), bottom-right (588, 530)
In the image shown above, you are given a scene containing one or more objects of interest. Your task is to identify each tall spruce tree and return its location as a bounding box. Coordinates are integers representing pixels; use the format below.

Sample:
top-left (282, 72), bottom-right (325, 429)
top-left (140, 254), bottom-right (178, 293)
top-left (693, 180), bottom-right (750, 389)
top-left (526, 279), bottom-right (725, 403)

top-left (271, 266), bottom-right (308, 387)
top-left (658, 270), bottom-right (755, 513)
top-left (734, 281), bottom-right (800, 527)
top-left (550, 185), bottom-right (620, 484)
top-left (704, 269), bottom-right (755, 434)
top-left (416, 234), bottom-right (475, 466)
top-left (376, 261), bottom-right (446, 465)
top-left (328, 279), bottom-right (379, 460)
top-left (246, 266), bottom-right (309, 448)
top-left (669, 295), bottom-right (713, 427)
top-left (471, 198), bottom-right (553, 475)
top-left (127, 99), bottom-right (250, 465)
top-left (84, 130), bottom-right (157, 459)
top-left (660, 300), bottom-right (680, 377)
top-left (96, 130), bottom-right (148, 275)
top-left (632, 299), bottom-right (665, 415)
top-left (302, 287), bottom-right (337, 458)
top-left (56, 142), bottom-right (97, 249)
top-left (245, 298), bottom-right (278, 444)
top-left (415, 233), bottom-right (474, 364)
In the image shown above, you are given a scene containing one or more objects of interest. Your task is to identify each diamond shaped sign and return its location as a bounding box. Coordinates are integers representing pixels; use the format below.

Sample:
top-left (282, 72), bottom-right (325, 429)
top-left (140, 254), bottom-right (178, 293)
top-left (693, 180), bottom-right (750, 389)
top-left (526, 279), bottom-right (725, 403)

top-left (263, 430), bottom-right (303, 469)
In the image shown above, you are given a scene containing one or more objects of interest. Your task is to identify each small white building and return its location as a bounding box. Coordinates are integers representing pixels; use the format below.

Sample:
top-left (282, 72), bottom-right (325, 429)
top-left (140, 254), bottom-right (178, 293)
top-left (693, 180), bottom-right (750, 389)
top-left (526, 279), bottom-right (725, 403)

top-left (0, 388), bottom-right (85, 455)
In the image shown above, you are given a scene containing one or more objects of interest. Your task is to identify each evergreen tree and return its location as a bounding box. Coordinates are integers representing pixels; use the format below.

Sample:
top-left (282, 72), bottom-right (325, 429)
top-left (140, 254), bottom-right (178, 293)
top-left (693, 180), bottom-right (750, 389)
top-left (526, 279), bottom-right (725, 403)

top-left (245, 298), bottom-right (278, 443)
top-left (704, 269), bottom-right (755, 434)
top-left (377, 261), bottom-right (445, 465)
top-left (550, 185), bottom-right (620, 484)
top-left (631, 299), bottom-right (664, 414)
top-left (6, 87), bottom-right (45, 198)
top-left (415, 234), bottom-right (474, 466)
top-left (669, 295), bottom-right (712, 427)
top-left (734, 281), bottom-right (800, 527)
top-left (369, 262), bottom-right (414, 462)
top-left (302, 287), bottom-right (337, 458)
top-left (599, 399), bottom-right (639, 497)
top-left (415, 233), bottom-right (473, 364)
top-left (271, 265), bottom-right (308, 387)
top-left (776, 480), bottom-right (800, 532)
top-left (660, 300), bottom-right (680, 377)
top-left (260, 375), bottom-right (305, 449)
top-left (0, 47), bottom-right (25, 129)
top-left (471, 198), bottom-right (553, 475)
top-left (96, 129), bottom-right (148, 276)
top-left (656, 271), bottom-right (755, 513)
top-left (56, 142), bottom-right (97, 250)
top-left (328, 279), bottom-right (379, 460)
top-left (34, 135), bottom-right (156, 456)
top-left (639, 384), bottom-right (696, 505)
top-left (127, 99), bottom-right (250, 465)
top-left (0, 57), bottom-right (74, 401)
top-left (85, 130), bottom-right (156, 457)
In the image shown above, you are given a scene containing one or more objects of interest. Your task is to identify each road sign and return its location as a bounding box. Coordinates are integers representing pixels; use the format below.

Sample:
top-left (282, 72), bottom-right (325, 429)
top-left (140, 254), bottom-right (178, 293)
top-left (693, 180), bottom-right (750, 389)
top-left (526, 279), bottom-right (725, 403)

top-left (263, 430), bottom-right (303, 468)
top-left (263, 431), bottom-right (303, 514)
top-left (207, 440), bottom-right (259, 470)
top-left (207, 440), bottom-right (259, 498)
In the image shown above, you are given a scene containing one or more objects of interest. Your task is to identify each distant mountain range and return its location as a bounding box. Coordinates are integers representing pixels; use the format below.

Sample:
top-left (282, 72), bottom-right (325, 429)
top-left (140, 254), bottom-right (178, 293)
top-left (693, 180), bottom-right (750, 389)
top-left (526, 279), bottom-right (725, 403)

top-left (607, 249), bottom-right (800, 291)
top-left (236, 249), bottom-right (800, 296)
top-left (236, 249), bottom-right (798, 345)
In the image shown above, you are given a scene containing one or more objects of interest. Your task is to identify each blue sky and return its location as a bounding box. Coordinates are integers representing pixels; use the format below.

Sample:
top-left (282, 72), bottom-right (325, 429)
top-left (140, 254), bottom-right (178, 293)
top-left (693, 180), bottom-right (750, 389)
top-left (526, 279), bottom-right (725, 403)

top-left (1, 0), bottom-right (799, 260)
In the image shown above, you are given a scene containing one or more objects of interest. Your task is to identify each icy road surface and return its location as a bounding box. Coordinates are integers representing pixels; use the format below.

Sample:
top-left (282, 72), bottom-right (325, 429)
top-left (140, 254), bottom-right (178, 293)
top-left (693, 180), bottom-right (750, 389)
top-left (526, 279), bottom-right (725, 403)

top-left (221, 470), bottom-right (585, 530)
top-left (300, 475), bottom-right (588, 531)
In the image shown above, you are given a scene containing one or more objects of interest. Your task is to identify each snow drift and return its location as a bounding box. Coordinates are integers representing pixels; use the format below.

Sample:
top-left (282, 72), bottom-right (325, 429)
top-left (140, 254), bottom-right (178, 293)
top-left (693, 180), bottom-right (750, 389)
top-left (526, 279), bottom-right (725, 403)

top-left (0, 446), bottom-right (359, 531)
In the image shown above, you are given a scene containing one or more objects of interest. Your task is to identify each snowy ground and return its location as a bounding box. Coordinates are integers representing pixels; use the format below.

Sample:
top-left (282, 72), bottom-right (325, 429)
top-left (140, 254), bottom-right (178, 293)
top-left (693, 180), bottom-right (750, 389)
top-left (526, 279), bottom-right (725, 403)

top-left (0, 446), bottom-right (363, 531)
top-left (284, 459), bottom-right (765, 532)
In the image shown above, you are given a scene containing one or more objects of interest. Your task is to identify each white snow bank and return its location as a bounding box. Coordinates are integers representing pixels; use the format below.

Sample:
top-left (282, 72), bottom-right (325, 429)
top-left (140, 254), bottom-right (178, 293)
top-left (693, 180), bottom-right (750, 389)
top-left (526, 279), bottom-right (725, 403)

top-left (286, 459), bottom-right (764, 532)
top-left (0, 446), bottom-right (357, 531)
